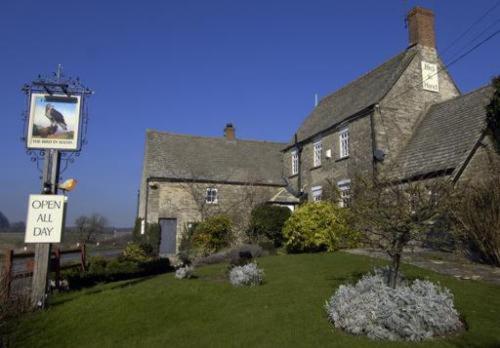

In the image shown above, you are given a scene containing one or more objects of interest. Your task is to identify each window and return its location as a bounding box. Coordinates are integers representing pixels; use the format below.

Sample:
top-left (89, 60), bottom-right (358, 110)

top-left (337, 179), bottom-right (351, 208)
top-left (339, 128), bottom-right (349, 158)
top-left (205, 188), bottom-right (218, 204)
top-left (291, 150), bottom-right (299, 175)
top-left (313, 140), bottom-right (322, 167)
top-left (311, 186), bottom-right (322, 202)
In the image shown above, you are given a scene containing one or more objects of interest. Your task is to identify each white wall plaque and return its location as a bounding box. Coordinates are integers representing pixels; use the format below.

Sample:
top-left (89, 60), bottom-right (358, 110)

top-left (421, 61), bottom-right (439, 92)
top-left (25, 194), bottom-right (66, 243)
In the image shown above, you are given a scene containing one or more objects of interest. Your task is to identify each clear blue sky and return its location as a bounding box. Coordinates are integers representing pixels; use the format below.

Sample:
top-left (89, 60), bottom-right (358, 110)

top-left (0, 0), bottom-right (498, 227)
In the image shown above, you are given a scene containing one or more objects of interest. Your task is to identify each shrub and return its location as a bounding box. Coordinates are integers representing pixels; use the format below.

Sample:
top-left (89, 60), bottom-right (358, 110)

top-left (325, 269), bottom-right (463, 341)
top-left (451, 173), bottom-right (500, 266)
top-left (247, 204), bottom-right (291, 247)
top-left (282, 202), bottom-right (356, 253)
top-left (123, 243), bottom-right (152, 263)
top-left (87, 256), bottom-right (108, 276)
top-left (61, 257), bottom-right (171, 289)
top-left (132, 219), bottom-right (161, 256)
top-left (193, 244), bottom-right (264, 266)
top-left (229, 262), bottom-right (264, 287)
top-left (175, 265), bottom-right (194, 279)
top-left (192, 215), bottom-right (233, 255)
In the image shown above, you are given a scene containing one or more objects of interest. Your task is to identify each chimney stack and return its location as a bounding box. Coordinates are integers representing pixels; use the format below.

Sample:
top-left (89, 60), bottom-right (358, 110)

top-left (224, 123), bottom-right (235, 140)
top-left (406, 7), bottom-right (436, 48)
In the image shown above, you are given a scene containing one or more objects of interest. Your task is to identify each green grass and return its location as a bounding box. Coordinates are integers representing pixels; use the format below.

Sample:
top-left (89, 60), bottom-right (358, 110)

top-left (5, 252), bottom-right (500, 347)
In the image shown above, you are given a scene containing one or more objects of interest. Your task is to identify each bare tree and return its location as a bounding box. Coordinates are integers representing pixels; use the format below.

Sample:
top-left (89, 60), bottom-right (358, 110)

top-left (75, 214), bottom-right (108, 244)
top-left (349, 176), bottom-right (451, 288)
top-left (175, 167), bottom-right (270, 224)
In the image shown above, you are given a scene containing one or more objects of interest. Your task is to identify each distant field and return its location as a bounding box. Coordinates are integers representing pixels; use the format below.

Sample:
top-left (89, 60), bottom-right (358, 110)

top-left (0, 232), bottom-right (132, 255)
top-left (0, 233), bottom-right (25, 250)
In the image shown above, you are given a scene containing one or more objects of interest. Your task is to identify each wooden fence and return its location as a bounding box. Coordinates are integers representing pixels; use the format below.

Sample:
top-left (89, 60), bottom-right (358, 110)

top-left (2, 245), bottom-right (86, 299)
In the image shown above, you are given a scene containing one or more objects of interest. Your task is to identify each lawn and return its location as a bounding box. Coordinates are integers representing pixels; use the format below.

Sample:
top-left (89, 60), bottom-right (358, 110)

top-left (4, 252), bottom-right (500, 347)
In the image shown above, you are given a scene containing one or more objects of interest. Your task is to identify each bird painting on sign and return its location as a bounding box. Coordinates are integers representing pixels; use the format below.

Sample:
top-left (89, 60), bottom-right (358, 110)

top-left (26, 92), bottom-right (82, 150)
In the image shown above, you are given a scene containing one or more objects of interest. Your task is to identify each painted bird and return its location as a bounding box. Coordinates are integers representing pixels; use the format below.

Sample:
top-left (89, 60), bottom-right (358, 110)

top-left (45, 104), bottom-right (68, 131)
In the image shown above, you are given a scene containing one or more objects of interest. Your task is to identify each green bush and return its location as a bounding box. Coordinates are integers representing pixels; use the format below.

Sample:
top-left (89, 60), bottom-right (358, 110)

top-left (192, 215), bottom-right (232, 255)
top-left (132, 218), bottom-right (161, 256)
top-left (61, 257), bottom-right (172, 289)
top-left (88, 256), bottom-right (108, 275)
top-left (247, 204), bottom-right (291, 247)
top-left (106, 259), bottom-right (141, 279)
top-left (282, 202), bottom-right (357, 253)
top-left (123, 243), bottom-right (152, 262)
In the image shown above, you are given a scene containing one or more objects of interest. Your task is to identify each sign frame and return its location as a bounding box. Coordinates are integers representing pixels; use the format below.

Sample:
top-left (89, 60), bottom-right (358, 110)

top-left (25, 194), bottom-right (66, 244)
top-left (26, 92), bottom-right (83, 151)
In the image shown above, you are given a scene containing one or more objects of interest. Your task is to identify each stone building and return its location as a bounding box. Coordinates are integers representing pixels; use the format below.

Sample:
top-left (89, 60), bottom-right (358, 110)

top-left (138, 125), bottom-right (298, 254)
top-left (139, 7), bottom-right (498, 254)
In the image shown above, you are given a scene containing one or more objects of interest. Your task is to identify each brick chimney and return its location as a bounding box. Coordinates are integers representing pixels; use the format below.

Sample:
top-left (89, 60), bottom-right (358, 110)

top-left (224, 123), bottom-right (235, 140)
top-left (406, 7), bottom-right (435, 48)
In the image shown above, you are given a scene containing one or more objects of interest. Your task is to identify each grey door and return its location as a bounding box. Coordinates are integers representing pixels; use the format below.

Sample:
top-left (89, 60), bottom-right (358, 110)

top-left (159, 218), bottom-right (177, 254)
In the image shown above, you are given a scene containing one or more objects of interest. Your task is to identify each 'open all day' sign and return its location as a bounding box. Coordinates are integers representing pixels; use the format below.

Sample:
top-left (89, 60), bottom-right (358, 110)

top-left (25, 194), bottom-right (66, 243)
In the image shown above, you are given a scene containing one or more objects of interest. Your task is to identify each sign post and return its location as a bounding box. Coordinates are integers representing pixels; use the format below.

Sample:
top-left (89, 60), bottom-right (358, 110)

top-left (29, 150), bottom-right (63, 307)
top-left (21, 66), bottom-right (92, 308)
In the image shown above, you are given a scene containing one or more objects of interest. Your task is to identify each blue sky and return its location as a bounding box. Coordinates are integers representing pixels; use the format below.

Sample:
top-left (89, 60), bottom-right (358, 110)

top-left (0, 0), bottom-right (498, 227)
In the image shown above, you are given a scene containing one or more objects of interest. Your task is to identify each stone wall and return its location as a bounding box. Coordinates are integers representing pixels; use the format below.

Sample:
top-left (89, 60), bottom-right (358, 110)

top-left (284, 115), bottom-right (374, 200)
top-left (457, 135), bottom-right (500, 184)
top-left (144, 180), bottom-right (280, 252)
top-left (375, 45), bottom-right (460, 175)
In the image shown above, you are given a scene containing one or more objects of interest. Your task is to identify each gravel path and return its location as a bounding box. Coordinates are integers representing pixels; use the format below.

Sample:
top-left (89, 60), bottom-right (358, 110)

top-left (345, 248), bottom-right (500, 285)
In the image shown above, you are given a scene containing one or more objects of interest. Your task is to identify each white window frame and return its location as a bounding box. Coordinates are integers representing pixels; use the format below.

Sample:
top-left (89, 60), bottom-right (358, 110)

top-left (339, 128), bottom-right (349, 158)
top-left (205, 187), bottom-right (218, 204)
top-left (311, 186), bottom-right (322, 202)
top-left (313, 139), bottom-right (322, 167)
top-left (291, 149), bottom-right (299, 175)
top-left (337, 179), bottom-right (351, 208)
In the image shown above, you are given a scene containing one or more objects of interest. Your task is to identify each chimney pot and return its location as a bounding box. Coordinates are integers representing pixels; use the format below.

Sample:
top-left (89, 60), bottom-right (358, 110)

top-left (406, 7), bottom-right (436, 48)
top-left (224, 123), bottom-right (235, 140)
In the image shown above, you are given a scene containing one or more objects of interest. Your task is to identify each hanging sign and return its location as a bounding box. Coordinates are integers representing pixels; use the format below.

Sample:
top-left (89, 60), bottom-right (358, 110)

top-left (25, 194), bottom-right (66, 243)
top-left (26, 93), bottom-right (82, 151)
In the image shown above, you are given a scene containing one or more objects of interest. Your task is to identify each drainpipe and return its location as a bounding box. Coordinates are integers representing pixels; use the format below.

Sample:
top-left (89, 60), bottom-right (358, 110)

top-left (294, 133), bottom-right (303, 199)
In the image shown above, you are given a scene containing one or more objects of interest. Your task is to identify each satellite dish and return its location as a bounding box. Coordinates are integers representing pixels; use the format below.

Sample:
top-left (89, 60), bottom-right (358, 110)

top-left (374, 149), bottom-right (386, 161)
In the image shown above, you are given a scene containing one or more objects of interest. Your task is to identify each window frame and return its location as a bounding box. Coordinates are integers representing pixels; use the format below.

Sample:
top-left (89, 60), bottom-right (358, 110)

top-left (339, 128), bottom-right (349, 159)
top-left (337, 179), bottom-right (351, 208)
top-left (291, 149), bottom-right (299, 175)
top-left (313, 139), bottom-right (322, 167)
top-left (205, 187), bottom-right (218, 204)
top-left (311, 185), bottom-right (322, 202)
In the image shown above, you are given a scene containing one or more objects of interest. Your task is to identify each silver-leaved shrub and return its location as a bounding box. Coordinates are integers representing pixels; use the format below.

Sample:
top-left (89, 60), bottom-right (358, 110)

top-left (229, 262), bottom-right (264, 286)
top-left (175, 265), bottom-right (194, 279)
top-left (325, 268), bottom-right (463, 341)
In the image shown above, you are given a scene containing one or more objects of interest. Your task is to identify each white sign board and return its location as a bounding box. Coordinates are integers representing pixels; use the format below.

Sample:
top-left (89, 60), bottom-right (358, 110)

top-left (421, 61), bottom-right (439, 92)
top-left (26, 93), bottom-right (82, 151)
top-left (25, 195), bottom-right (66, 243)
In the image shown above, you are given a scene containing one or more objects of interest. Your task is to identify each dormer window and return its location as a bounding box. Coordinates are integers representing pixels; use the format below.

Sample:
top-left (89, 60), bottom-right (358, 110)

top-left (291, 150), bottom-right (299, 175)
top-left (339, 128), bottom-right (349, 158)
top-left (313, 140), bottom-right (322, 167)
top-left (206, 188), bottom-right (218, 204)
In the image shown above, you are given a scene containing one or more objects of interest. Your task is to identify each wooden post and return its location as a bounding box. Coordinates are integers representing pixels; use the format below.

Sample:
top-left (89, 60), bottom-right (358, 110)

top-left (3, 249), bottom-right (13, 300)
top-left (80, 243), bottom-right (86, 272)
top-left (54, 248), bottom-right (61, 290)
top-left (31, 243), bottom-right (51, 307)
top-left (31, 149), bottom-right (60, 308)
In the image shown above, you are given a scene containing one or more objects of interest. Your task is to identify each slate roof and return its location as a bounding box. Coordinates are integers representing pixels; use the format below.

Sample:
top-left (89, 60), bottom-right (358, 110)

top-left (143, 130), bottom-right (287, 186)
top-left (395, 85), bottom-right (494, 179)
top-left (292, 49), bottom-right (417, 145)
top-left (268, 187), bottom-right (301, 204)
